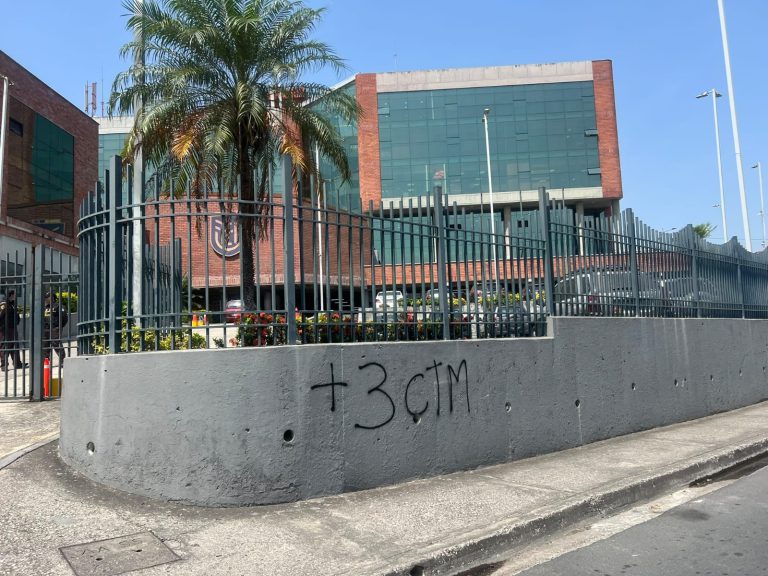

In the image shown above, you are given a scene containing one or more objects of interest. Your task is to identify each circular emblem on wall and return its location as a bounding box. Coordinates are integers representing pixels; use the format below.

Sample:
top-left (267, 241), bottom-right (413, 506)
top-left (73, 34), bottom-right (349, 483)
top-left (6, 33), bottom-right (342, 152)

top-left (210, 215), bottom-right (241, 257)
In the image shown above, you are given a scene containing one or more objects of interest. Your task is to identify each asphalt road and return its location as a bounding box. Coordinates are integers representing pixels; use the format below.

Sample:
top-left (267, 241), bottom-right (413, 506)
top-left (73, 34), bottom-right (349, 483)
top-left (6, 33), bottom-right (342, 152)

top-left (515, 464), bottom-right (768, 576)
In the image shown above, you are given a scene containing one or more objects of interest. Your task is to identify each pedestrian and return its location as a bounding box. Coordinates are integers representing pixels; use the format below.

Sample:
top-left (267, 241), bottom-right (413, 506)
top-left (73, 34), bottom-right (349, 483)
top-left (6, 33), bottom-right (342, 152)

top-left (43, 291), bottom-right (67, 364)
top-left (0, 290), bottom-right (27, 370)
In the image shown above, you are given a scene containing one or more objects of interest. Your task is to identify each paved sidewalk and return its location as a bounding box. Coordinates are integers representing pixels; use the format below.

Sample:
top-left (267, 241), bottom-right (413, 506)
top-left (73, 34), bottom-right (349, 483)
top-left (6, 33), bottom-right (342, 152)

top-left (0, 399), bottom-right (59, 466)
top-left (1, 401), bottom-right (768, 575)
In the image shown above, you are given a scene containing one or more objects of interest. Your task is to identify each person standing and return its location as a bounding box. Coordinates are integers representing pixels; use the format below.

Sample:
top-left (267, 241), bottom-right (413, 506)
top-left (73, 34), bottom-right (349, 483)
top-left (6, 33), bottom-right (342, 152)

top-left (0, 290), bottom-right (26, 370)
top-left (43, 291), bottom-right (67, 364)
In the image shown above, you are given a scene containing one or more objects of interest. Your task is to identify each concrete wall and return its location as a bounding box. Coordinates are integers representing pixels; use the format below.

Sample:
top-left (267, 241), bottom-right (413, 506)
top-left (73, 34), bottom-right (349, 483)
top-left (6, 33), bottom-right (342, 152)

top-left (60, 318), bottom-right (768, 506)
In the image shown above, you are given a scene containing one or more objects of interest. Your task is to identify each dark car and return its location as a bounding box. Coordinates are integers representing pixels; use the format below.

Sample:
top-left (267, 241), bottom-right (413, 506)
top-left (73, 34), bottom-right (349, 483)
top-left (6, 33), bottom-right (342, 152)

top-left (225, 299), bottom-right (245, 323)
top-left (491, 303), bottom-right (536, 337)
top-left (551, 270), bottom-right (665, 317)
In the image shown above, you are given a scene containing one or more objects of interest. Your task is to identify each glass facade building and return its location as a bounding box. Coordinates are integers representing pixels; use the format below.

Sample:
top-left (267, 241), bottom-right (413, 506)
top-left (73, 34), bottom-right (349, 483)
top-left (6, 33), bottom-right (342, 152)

top-left (311, 61), bottom-right (621, 222)
top-left (345, 60), bottom-right (623, 265)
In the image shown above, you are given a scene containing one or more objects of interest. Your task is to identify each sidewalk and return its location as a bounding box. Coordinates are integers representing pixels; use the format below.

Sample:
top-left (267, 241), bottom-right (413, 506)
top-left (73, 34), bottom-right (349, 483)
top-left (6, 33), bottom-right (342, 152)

top-left (0, 399), bottom-right (59, 466)
top-left (1, 400), bottom-right (768, 576)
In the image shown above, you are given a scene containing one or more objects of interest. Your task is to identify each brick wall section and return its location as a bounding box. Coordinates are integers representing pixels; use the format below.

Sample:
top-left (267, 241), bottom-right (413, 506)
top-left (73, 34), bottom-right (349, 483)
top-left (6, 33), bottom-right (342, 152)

top-left (145, 198), bottom-right (370, 289)
top-left (0, 51), bottom-right (98, 246)
top-left (592, 60), bottom-right (623, 200)
top-left (355, 74), bottom-right (382, 209)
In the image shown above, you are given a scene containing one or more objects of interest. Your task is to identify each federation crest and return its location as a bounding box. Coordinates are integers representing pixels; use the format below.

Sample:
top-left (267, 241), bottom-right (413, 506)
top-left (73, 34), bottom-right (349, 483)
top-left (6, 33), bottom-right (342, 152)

top-left (210, 215), bottom-right (241, 257)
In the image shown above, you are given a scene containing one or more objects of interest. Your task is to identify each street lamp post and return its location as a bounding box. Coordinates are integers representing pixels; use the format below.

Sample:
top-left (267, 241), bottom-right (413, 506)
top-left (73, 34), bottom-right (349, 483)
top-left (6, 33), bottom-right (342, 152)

top-left (0, 74), bottom-right (11, 222)
top-left (754, 162), bottom-right (765, 248)
top-left (717, 0), bottom-right (752, 250)
top-left (482, 107), bottom-right (500, 297)
top-left (696, 90), bottom-right (728, 240)
top-left (315, 142), bottom-right (325, 311)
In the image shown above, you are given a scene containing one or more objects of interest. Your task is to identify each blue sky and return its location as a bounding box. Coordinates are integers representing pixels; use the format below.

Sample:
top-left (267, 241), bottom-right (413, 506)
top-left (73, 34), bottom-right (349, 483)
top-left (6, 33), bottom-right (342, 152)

top-left (3, 0), bottom-right (767, 246)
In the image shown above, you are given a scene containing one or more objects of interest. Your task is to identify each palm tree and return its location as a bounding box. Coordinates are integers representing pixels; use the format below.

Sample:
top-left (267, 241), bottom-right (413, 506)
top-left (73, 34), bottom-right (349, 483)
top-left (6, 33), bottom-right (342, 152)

top-left (693, 223), bottom-right (716, 240)
top-left (110, 0), bottom-right (359, 308)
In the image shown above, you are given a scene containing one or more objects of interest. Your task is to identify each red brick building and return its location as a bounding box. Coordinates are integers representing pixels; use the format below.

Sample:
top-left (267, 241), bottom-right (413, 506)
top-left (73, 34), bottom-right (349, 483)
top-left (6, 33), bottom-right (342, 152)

top-left (0, 50), bottom-right (98, 268)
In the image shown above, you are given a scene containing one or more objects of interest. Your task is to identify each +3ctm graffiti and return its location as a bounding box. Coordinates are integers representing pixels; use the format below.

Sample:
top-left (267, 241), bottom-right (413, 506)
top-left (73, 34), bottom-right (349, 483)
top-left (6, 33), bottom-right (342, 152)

top-left (311, 359), bottom-right (470, 430)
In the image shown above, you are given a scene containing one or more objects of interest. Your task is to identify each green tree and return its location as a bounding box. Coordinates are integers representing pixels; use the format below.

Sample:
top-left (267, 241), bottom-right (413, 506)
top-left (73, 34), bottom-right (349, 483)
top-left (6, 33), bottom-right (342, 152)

top-left (110, 0), bottom-right (359, 307)
top-left (693, 223), bottom-right (716, 239)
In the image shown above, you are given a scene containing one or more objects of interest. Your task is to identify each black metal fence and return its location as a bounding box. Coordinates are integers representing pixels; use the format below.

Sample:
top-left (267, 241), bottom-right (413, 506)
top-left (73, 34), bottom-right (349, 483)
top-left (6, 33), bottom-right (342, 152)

top-left (77, 156), bottom-right (768, 354)
top-left (1, 245), bottom-right (77, 400)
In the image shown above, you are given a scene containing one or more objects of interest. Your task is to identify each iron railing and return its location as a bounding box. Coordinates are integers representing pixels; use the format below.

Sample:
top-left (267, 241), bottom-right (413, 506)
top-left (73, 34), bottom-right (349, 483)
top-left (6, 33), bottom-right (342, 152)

top-left (77, 156), bottom-right (768, 354)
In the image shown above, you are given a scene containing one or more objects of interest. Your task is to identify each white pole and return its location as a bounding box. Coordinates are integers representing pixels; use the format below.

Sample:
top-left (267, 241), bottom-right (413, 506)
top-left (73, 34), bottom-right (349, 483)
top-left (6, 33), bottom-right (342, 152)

top-left (131, 0), bottom-right (145, 318)
top-left (482, 108), bottom-right (499, 297)
top-left (0, 74), bottom-right (9, 223)
top-left (754, 162), bottom-right (765, 248)
top-left (315, 142), bottom-right (324, 311)
top-left (710, 90), bottom-right (728, 239)
top-left (717, 0), bottom-right (752, 250)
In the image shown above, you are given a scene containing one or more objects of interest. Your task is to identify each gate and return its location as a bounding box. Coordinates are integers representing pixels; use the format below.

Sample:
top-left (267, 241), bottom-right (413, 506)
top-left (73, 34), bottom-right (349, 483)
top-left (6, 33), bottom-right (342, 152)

top-left (0, 244), bottom-right (77, 400)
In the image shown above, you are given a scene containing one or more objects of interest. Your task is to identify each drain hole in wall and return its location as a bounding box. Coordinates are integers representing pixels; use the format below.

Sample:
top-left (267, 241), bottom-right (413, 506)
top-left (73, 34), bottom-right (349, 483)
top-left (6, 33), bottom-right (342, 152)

top-left (86, 442), bottom-right (95, 455)
top-left (410, 566), bottom-right (425, 576)
top-left (674, 379), bottom-right (678, 387)
top-left (574, 399), bottom-right (581, 408)
top-left (283, 429), bottom-right (294, 443)
top-left (505, 401), bottom-right (512, 413)
top-left (631, 382), bottom-right (636, 391)
top-left (413, 414), bottom-right (421, 424)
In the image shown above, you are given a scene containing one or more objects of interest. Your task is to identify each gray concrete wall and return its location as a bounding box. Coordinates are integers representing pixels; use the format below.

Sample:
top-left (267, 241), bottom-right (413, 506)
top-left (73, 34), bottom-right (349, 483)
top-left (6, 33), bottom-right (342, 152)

top-left (59, 318), bottom-right (768, 506)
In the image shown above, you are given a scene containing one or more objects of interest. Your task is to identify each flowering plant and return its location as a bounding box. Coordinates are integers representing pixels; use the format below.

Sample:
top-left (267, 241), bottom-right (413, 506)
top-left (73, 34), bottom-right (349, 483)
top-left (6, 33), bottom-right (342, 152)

top-left (232, 312), bottom-right (274, 347)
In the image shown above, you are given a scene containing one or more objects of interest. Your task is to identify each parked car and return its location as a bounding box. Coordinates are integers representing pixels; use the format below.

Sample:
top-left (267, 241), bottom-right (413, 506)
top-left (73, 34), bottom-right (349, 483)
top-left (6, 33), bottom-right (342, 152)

top-left (661, 277), bottom-right (729, 317)
top-left (374, 290), bottom-right (404, 310)
top-left (551, 270), bottom-right (665, 317)
top-left (225, 299), bottom-right (245, 323)
top-left (491, 303), bottom-right (536, 337)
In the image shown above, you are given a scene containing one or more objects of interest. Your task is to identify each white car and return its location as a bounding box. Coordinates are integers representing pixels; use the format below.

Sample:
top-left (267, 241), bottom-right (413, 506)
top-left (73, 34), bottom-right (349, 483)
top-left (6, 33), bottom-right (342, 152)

top-left (375, 290), bottom-right (404, 310)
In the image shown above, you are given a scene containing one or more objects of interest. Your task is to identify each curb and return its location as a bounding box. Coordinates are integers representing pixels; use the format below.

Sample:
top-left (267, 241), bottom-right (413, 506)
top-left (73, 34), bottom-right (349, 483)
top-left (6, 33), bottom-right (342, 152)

top-left (380, 436), bottom-right (768, 576)
top-left (0, 433), bottom-right (60, 471)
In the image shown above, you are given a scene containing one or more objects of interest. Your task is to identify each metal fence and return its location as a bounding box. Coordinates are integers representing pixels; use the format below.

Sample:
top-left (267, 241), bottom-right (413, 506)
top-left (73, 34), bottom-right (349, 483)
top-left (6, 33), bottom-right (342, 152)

top-left (0, 245), bottom-right (77, 400)
top-left (77, 156), bottom-right (768, 354)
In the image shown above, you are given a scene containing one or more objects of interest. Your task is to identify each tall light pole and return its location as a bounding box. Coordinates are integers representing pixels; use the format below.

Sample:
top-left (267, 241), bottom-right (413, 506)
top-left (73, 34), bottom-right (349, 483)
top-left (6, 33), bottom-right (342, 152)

top-left (0, 74), bottom-right (12, 223)
top-left (696, 90), bottom-right (728, 240)
top-left (717, 0), bottom-right (752, 250)
top-left (754, 162), bottom-right (765, 248)
top-left (482, 107), bottom-right (499, 297)
top-left (314, 142), bottom-right (325, 311)
top-left (131, 0), bottom-right (145, 318)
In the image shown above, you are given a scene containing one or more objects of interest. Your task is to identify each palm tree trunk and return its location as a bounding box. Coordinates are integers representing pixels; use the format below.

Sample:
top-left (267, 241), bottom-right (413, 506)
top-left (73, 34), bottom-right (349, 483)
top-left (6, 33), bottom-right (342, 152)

top-left (239, 139), bottom-right (257, 310)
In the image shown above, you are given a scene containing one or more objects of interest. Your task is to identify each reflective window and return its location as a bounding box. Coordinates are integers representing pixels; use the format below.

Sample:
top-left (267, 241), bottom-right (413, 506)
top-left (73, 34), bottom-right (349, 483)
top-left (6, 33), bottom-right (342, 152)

top-left (377, 81), bottom-right (601, 199)
top-left (32, 114), bottom-right (74, 203)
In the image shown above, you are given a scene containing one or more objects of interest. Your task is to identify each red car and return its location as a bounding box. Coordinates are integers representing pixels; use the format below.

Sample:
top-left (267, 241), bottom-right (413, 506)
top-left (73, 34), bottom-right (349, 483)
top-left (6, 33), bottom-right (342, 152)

top-left (225, 299), bottom-right (244, 323)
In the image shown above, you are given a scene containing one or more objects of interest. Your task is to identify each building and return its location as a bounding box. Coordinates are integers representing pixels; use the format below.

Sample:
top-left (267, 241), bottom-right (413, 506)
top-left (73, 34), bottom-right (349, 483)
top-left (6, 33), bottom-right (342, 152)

top-left (93, 60), bottom-right (624, 310)
top-left (0, 50), bottom-right (97, 275)
top-left (317, 59), bottom-right (621, 218)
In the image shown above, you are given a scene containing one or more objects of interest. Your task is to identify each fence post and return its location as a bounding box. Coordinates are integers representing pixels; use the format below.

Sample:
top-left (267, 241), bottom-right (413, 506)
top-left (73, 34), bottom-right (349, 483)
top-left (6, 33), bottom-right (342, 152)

top-left (282, 155), bottom-right (298, 343)
top-left (30, 245), bottom-right (44, 401)
top-left (733, 244), bottom-right (746, 319)
top-left (537, 187), bottom-right (555, 317)
top-left (626, 209), bottom-right (640, 317)
top-left (688, 228), bottom-right (702, 318)
top-left (432, 184), bottom-right (450, 339)
top-left (108, 156), bottom-right (124, 353)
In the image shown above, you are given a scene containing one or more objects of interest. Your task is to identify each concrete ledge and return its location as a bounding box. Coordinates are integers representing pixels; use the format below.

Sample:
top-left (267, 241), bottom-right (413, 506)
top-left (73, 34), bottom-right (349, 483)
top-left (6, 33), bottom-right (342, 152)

top-left (60, 318), bottom-right (768, 506)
